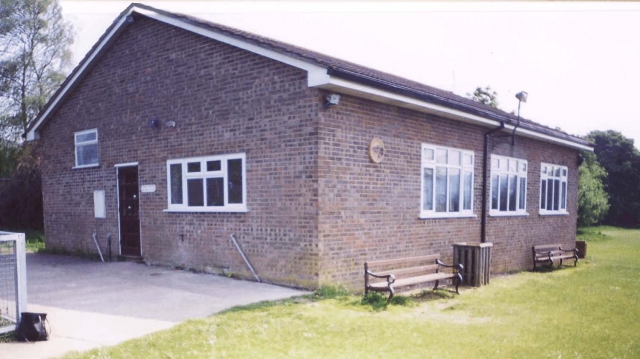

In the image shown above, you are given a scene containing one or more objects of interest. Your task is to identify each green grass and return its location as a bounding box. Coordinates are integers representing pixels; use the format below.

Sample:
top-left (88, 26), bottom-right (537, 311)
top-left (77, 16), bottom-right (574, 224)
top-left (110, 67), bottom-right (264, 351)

top-left (63, 226), bottom-right (640, 359)
top-left (0, 227), bottom-right (45, 252)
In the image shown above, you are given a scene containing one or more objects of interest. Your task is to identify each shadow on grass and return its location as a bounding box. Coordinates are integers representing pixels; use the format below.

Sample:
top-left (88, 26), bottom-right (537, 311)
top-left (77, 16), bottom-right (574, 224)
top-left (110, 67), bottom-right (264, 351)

top-left (358, 289), bottom-right (456, 311)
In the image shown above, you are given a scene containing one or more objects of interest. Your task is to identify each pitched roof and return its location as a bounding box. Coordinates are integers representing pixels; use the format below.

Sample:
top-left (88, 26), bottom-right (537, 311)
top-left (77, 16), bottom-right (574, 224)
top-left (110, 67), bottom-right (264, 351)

top-left (26, 3), bottom-right (592, 150)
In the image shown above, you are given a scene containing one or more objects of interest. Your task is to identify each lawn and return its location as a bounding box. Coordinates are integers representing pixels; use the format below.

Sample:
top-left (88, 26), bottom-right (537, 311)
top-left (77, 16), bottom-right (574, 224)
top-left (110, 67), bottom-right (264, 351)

top-left (64, 227), bottom-right (639, 359)
top-left (0, 227), bottom-right (45, 252)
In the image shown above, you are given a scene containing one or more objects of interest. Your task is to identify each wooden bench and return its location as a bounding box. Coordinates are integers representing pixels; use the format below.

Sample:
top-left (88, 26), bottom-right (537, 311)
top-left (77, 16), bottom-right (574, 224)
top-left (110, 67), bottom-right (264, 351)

top-left (532, 244), bottom-right (579, 271)
top-left (364, 254), bottom-right (463, 303)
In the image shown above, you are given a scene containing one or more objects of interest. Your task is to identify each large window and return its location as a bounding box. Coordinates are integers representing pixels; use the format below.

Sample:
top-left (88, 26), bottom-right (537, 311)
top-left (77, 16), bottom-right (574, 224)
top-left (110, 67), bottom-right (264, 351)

top-left (421, 143), bottom-right (474, 218)
top-left (490, 155), bottom-right (527, 216)
top-left (540, 163), bottom-right (568, 215)
top-left (74, 129), bottom-right (98, 168)
top-left (166, 153), bottom-right (247, 212)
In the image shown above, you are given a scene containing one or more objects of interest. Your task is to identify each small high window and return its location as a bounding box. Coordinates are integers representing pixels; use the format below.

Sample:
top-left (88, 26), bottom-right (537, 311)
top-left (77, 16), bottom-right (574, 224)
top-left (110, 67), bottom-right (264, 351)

top-left (74, 129), bottom-right (98, 168)
top-left (420, 143), bottom-right (474, 218)
top-left (540, 163), bottom-right (568, 215)
top-left (490, 155), bottom-right (527, 216)
top-left (166, 153), bottom-right (247, 212)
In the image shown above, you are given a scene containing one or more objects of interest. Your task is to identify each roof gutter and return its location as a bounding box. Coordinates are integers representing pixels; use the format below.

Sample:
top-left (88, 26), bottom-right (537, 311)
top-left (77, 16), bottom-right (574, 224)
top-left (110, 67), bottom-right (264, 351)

top-left (315, 68), bottom-right (592, 152)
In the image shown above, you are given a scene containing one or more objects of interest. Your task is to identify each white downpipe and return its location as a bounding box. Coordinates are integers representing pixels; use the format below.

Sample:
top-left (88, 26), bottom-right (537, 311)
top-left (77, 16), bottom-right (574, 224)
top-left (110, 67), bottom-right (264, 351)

top-left (229, 233), bottom-right (260, 282)
top-left (92, 233), bottom-right (105, 262)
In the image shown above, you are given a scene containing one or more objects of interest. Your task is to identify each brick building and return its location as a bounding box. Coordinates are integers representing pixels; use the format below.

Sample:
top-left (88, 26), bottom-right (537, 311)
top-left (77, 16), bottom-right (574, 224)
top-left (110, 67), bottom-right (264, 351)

top-left (26, 4), bottom-right (592, 290)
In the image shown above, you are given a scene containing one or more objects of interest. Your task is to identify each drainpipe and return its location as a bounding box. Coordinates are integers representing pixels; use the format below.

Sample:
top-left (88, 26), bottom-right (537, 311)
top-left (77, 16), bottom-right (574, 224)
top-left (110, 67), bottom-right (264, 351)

top-left (481, 121), bottom-right (505, 243)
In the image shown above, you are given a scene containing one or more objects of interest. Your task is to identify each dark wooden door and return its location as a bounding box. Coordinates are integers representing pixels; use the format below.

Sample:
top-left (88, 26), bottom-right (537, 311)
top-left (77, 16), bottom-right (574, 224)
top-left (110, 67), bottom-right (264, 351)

top-left (118, 166), bottom-right (141, 257)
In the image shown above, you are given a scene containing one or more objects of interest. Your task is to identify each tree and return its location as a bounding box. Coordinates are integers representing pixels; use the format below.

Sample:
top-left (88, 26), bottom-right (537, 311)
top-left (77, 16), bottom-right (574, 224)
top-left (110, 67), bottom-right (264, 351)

top-left (467, 86), bottom-right (499, 109)
top-left (587, 130), bottom-right (640, 226)
top-left (0, 0), bottom-right (73, 142)
top-left (0, 0), bottom-right (72, 229)
top-left (578, 151), bottom-right (609, 226)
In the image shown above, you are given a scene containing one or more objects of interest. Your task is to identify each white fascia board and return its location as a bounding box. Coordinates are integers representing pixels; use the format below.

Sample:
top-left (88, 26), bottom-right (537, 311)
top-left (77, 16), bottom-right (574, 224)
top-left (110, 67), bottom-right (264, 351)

top-left (313, 77), bottom-right (593, 152)
top-left (135, 8), bottom-right (327, 84)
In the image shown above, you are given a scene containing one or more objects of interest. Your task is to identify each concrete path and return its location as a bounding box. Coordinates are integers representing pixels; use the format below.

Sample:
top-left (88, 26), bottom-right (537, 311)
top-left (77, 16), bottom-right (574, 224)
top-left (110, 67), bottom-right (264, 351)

top-left (0, 254), bottom-right (308, 359)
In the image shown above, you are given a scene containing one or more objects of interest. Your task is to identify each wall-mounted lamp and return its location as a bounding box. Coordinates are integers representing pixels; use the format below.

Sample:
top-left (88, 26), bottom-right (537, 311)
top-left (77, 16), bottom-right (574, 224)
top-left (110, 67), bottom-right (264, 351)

top-left (324, 93), bottom-right (340, 108)
top-left (149, 118), bottom-right (160, 129)
top-left (511, 91), bottom-right (528, 146)
top-left (577, 153), bottom-right (585, 166)
top-left (166, 121), bottom-right (176, 128)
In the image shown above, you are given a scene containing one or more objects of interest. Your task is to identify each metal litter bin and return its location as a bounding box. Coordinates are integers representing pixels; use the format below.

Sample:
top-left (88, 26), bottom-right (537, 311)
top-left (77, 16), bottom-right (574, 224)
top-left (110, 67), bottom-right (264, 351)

top-left (453, 242), bottom-right (493, 287)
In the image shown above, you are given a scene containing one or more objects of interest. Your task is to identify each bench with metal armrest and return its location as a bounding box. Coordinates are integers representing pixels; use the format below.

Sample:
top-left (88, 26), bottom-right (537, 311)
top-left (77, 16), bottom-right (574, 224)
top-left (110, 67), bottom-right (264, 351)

top-left (364, 254), bottom-right (463, 303)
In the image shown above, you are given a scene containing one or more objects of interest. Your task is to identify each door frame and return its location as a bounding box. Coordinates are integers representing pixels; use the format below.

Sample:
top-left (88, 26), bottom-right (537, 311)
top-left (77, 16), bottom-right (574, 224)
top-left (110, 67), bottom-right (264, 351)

top-left (115, 162), bottom-right (140, 256)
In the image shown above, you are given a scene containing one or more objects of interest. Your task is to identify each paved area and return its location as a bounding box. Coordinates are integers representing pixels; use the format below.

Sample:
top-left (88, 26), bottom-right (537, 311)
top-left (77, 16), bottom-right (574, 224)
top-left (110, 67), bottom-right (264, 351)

top-left (0, 254), bottom-right (308, 359)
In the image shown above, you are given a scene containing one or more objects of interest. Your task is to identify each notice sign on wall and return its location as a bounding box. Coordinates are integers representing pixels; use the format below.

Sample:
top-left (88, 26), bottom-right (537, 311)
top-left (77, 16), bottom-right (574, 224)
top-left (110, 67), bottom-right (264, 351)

top-left (141, 184), bottom-right (156, 193)
top-left (94, 190), bottom-right (106, 218)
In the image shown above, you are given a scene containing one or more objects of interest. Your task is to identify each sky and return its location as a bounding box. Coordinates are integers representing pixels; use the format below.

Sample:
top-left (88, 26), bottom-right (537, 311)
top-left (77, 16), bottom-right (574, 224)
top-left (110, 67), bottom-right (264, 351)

top-left (59, 1), bottom-right (640, 149)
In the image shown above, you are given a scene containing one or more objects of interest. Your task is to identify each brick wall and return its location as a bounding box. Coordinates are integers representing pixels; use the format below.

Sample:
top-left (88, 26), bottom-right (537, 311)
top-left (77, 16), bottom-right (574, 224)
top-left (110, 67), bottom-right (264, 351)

top-left (39, 16), bottom-right (322, 288)
top-left (317, 94), bottom-right (579, 290)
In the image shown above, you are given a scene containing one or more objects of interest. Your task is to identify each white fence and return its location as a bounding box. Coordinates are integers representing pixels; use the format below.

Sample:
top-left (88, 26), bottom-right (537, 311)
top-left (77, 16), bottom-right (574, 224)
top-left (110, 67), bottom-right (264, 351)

top-left (0, 231), bottom-right (27, 334)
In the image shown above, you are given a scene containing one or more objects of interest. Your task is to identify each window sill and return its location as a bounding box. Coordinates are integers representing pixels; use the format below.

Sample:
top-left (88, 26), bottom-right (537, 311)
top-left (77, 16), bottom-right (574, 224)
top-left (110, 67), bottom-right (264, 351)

top-left (419, 213), bottom-right (477, 220)
top-left (539, 211), bottom-right (569, 216)
top-left (489, 211), bottom-right (529, 217)
top-left (163, 207), bottom-right (248, 214)
top-left (72, 164), bottom-right (99, 169)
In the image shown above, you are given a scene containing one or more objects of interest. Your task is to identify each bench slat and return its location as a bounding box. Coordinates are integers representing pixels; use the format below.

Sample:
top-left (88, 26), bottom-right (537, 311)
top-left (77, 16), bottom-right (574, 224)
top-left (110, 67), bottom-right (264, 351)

top-left (366, 254), bottom-right (439, 268)
top-left (533, 244), bottom-right (561, 252)
top-left (369, 264), bottom-right (439, 279)
top-left (368, 272), bottom-right (455, 289)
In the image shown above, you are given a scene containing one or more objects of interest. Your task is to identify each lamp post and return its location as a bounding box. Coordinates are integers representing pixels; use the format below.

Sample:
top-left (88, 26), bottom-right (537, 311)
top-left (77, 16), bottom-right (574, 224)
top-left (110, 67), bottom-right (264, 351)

top-left (511, 91), bottom-right (528, 146)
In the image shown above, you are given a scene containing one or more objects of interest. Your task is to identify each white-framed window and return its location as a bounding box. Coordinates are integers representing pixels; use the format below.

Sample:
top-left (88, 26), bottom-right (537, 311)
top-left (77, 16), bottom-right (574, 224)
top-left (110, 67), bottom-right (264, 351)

top-left (540, 163), bottom-right (568, 215)
top-left (490, 155), bottom-right (528, 216)
top-left (74, 129), bottom-right (99, 168)
top-left (166, 153), bottom-right (247, 212)
top-left (420, 143), bottom-right (474, 218)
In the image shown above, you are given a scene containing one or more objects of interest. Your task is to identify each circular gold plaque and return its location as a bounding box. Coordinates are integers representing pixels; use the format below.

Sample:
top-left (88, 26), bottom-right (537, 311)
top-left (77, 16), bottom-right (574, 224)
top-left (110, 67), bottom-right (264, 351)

top-left (369, 137), bottom-right (385, 164)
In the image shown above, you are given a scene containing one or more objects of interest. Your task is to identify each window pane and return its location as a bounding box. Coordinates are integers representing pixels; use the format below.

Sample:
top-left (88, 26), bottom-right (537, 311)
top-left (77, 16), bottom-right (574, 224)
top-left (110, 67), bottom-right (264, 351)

top-left (449, 169), bottom-right (460, 212)
top-left (187, 178), bottom-right (204, 206)
top-left (561, 181), bottom-right (567, 210)
top-left (423, 148), bottom-right (434, 162)
top-left (463, 154), bottom-right (473, 166)
top-left (499, 174), bottom-right (508, 211)
top-left (76, 132), bottom-right (96, 143)
top-left (491, 175), bottom-right (499, 210)
top-left (228, 159), bottom-right (244, 204)
top-left (491, 158), bottom-right (498, 169)
top-left (553, 179), bottom-right (560, 210)
top-left (423, 168), bottom-right (433, 211)
top-left (449, 150), bottom-right (460, 166)
top-left (508, 175), bottom-right (517, 211)
top-left (170, 164), bottom-right (183, 204)
top-left (547, 179), bottom-right (554, 210)
top-left (542, 166), bottom-right (547, 175)
top-left (463, 171), bottom-right (472, 210)
top-left (206, 178), bottom-right (224, 206)
top-left (509, 160), bottom-right (516, 172)
top-left (555, 167), bottom-right (561, 177)
top-left (436, 149), bottom-right (447, 164)
top-left (521, 163), bottom-right (527, 172)
top-left (519, 178), bottom-right (526, 210)
top-left (435, 167), bottom-right (447, 212)
top-left (207, 160), bottom-right (221, 172)
top-left (77, 143), bottom-right (98, 166)
top-left (562, 168), bottom-right (567, 177)
top-left (541, 180), bottom-right (547, 209)
top-left (187, 162), bottom-right (201, 173)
